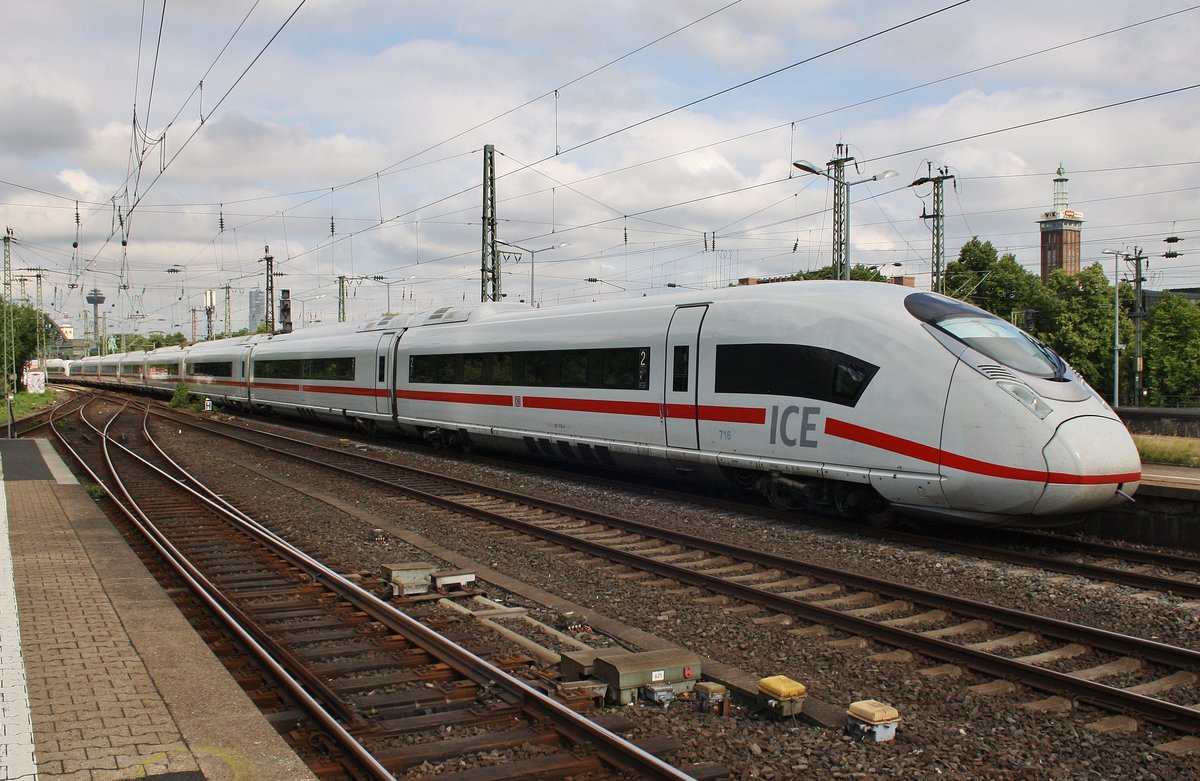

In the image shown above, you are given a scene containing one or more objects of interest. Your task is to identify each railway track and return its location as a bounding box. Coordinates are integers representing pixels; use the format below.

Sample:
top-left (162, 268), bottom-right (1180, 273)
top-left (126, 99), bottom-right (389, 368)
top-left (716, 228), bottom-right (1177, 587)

top-left (48, 396), bottom-right (721, 780)
top-left (136, 399), bottom-right (1200, 736)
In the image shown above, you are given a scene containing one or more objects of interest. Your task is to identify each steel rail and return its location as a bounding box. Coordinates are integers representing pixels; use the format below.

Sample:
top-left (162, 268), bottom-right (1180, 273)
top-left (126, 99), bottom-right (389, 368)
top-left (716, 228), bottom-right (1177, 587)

top-left (146, 401), bottom-right (1200, 597)
top-left (152, 408), bottom-right (1200, 733)
top-left (129, 405), bottom-right (701, 781)
top-left (57, 401), bottom-right (398, 780)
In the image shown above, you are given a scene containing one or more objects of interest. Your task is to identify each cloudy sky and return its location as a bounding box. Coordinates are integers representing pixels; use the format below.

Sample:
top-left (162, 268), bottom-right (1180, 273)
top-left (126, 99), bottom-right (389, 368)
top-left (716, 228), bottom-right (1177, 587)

top-left (2, 0), bottom-right (1198, 336)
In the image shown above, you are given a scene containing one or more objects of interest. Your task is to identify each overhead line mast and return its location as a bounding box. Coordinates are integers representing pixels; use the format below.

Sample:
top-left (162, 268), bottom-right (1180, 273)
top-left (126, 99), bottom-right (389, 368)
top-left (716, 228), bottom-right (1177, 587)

top-left (481, 144), bottom-right (500, 303)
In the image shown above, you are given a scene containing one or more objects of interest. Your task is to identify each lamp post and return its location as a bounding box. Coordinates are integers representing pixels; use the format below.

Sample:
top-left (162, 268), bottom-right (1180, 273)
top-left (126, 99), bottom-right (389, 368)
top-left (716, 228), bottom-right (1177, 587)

top-left (497, 241), bottom-right (570, 306)
top-left (294, 294), bottom-right (326, 327)
top-left (370, 276), bottom-right (415, 315)
top-left (794, 150), bottom-right (897, 280)
top-left (1102, 249), bottom-right (1124, 407)
top-left (869, 262), bottom-right (903, 281)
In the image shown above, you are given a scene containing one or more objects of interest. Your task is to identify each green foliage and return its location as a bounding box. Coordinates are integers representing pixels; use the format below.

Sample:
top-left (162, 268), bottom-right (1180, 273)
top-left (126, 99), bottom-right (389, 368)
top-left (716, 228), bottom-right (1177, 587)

top-left (169, 382), bottom-right (193, 408)
top-left (1133, 434), bottom-right (1200, 466)
top-left (82, 482), bottom-right (107, 500)
top-left (119, 331), bottom-right (189, 352)
top-left (0, 390), bottom-right (60, 424)
top-left (1, 302), bottom-right (58, 393)
top-left (1037, 264), bottom-right (1122, 392)
top-left (1143, 293), bottom-right (1200, 406)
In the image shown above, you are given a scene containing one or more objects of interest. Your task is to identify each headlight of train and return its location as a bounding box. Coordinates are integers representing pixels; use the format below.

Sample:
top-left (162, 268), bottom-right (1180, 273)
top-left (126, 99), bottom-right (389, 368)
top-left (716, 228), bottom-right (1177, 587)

top-left (997, 380), bottom-right (1053, 419)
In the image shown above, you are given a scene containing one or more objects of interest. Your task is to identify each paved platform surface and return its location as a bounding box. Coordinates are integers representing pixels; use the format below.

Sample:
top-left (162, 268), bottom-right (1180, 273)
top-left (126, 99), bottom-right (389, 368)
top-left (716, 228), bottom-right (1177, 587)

top-left (0, 438), bottom-right (314, 781)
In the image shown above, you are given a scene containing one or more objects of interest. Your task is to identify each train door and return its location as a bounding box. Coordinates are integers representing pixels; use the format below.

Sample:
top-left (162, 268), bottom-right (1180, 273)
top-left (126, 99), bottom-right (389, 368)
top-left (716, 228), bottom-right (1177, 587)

top-left (664, 304), bottom-right (708, 449)
top-left (236, 344), bottom-right (252, 400)
top-left (374, 332), bottom-right (396, 416)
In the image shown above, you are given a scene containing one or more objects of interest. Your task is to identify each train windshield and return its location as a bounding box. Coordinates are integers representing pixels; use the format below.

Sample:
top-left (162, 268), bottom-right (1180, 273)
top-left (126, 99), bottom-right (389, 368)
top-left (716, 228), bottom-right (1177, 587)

top-left (904, 292), bottom-right (1065, 379)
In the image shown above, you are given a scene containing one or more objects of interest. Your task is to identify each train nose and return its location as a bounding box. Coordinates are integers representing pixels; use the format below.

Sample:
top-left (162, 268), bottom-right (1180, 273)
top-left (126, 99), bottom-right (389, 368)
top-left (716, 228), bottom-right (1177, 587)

top-left (1035, 415), bottom-right (1142, 515)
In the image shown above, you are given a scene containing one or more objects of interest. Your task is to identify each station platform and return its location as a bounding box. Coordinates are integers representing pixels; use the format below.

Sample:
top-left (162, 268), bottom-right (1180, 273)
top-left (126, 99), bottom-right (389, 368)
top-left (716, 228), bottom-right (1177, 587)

top-left (0, 438), bottom-right (314, 781)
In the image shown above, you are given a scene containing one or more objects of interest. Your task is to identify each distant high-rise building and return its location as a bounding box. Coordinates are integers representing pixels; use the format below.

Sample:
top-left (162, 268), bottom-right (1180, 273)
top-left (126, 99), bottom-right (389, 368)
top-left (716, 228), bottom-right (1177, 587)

top-left (248, 289), bottom-right (265, 331)
top-left (1037, 164), bottom-right (1083, 282)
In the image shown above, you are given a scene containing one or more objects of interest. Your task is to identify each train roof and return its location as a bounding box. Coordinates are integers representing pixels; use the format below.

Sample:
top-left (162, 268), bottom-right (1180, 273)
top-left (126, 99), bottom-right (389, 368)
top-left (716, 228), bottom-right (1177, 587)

top-left (373, 280), bottom-right (922, 329)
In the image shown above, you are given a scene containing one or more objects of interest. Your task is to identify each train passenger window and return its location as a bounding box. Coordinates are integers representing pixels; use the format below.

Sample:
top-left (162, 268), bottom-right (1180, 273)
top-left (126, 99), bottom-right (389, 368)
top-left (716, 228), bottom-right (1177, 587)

top-left (714, 343), bottom-right (877, 407)
top-left (560, 351), bottom-right (588, 386)
top-left (435, 355), bottom-right (457, 384)
top-left (378, 356), bottom-right (386, 384)
top-left (833, 361), bottom-right (871, 402)
top-left (672, 346), bottom-right (689, 392)
top-left (255, 359), bottom-right (303, 379)
top-left (309, 357), bottom-right (355, 381)
top-left (188, 361), bottom-right (233, 377)
top-left (602, 348), bottom-right (649, 390)
top-left (463, 354), bottom-right (484, 384)
top-left (523, 352), bottom-right (549, 386)
top-left (492, 353), bottom-right (513, 384)
top-left (410, 355), bottom-right (434, 383)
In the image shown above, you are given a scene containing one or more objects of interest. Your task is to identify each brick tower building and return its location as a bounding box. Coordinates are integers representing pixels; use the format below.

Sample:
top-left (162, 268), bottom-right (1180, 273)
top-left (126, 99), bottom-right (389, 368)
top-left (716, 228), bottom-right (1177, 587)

top-left (1037, 164), bottom-right (1084, 281)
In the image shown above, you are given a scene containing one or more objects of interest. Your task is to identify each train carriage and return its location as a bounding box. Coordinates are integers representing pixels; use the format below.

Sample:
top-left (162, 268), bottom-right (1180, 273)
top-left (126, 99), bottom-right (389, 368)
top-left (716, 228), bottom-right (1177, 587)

top-left (62, 281), bottom-right (1141, 527)
top-left (244, 321), bottom-right (386, 425)
top-left (140, 346), bottom-right (186, 394)
top-left (180, 335), bottom-right (255, 407)
top-left (392, 301), bottom-right (669, 455)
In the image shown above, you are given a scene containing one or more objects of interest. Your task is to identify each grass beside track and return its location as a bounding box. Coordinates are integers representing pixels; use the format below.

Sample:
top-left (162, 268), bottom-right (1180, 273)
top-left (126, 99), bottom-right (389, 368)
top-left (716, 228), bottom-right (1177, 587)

top-left (0, 390), bottom-right (60, 425)
top-left (1133, 434), bottom-right (1200, 467)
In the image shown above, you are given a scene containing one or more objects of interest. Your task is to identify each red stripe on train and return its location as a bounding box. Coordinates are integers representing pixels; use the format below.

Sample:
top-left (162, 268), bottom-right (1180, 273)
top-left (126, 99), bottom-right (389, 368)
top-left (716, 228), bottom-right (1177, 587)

top-left (824, 417), bottom-right (1141, 485)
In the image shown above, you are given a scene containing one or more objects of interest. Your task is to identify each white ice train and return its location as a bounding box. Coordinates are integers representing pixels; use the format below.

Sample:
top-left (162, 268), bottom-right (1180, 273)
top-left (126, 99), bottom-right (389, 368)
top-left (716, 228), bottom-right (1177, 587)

top-left (70, 281), bottom-right (1141, 527)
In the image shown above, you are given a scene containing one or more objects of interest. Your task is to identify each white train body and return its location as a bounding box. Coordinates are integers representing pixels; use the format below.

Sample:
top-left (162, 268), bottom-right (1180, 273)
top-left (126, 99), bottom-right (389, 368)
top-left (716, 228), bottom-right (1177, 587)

top-left (70, 282), bottom-right (1141, 526)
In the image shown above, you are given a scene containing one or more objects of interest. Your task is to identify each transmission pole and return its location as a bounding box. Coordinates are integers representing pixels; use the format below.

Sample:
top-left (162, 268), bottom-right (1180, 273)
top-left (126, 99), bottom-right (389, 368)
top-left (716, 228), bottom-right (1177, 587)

top-left (1131, 246), bottom-right (1146, 406)
top-left (481, 144), bottom-right (500, 302)
top-left (25, 268), bottom-right (45, 368)
top-left (260, 246), bottom-right (276, 332)
top-left (338, 275), bottom-right (347, 322)
top-left (912, 164), bottom-right (955, 294)
top-left (223, 284), bottom-right (232, 337)
top-left (829, 145), bottom-right (851, 280)
top-left (3, 228), bottom-right (15, 410)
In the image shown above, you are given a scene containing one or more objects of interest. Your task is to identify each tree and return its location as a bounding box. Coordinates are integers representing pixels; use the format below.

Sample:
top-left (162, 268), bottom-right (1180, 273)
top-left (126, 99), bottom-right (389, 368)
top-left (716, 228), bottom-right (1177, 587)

top-left (1, 302), bottom-right (57, 392)
top-left (943, 238), bottom-right (1048, 321)
top-left (1143, 292), bottom-right (1200, 406)
top-left (1038, 264), bottom-right (1120, 393)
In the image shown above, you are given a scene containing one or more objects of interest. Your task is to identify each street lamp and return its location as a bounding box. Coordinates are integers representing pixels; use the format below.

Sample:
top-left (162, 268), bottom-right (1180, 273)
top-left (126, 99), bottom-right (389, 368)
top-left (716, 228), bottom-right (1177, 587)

top-left (294, 294), bottom-right (326, 327)
top-left (1102, 249), bottom-right (1124, 407)
top-left (869, 262), bottom-right (903, 280)
top-left (496, 241), bottom-right (570, 306)
top-left (370, 276), bottom-right (415, 315)
top-left (794, 154), bottom-right (897, 280)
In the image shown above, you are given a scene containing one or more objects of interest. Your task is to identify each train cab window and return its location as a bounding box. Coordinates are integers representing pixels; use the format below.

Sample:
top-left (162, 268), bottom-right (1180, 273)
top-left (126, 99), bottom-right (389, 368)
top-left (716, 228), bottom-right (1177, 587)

top-left (672, 346), bottom-right (689, 392)
top-left (904, 292), bottom-right (1065, 379)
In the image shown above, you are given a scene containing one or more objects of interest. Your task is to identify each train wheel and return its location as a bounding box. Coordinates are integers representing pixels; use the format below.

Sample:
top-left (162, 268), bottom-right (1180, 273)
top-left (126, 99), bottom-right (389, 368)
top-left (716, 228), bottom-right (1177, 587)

top-left (864, 504), bottom-right (897, 529)
top-left (721, 467), bottom-right (760, 490)
top-left (766, 481), bottom-right (808, 511)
